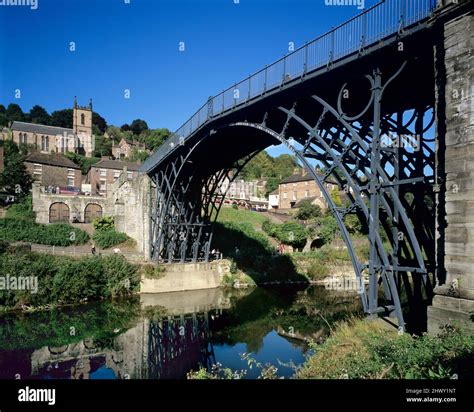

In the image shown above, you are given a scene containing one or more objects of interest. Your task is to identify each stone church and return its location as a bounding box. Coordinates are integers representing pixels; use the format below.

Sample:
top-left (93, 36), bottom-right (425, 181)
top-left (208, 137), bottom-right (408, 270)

top-left (10, 98), bottom-right (95, 157)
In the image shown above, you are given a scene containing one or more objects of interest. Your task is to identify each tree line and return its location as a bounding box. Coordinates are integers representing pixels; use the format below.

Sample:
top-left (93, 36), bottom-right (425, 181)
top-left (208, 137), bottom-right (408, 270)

top-left (0, 103), bottom-right (171, 161)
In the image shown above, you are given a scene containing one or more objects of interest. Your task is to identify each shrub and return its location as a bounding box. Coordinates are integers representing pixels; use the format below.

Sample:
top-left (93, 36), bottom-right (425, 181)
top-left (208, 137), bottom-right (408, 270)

top-left (0, 218), bottom-right (89, 246)
top-left (92, 216), bottom-right (115, 231)
top-left (307, 261), bottom-right (330, 280)
top-left (295, 200), bottom-right (322, 220)
top-left (5, 195), bottom-right (35, 221)
top-left (0, 252), bottom-right (139, 310)
top-left (93, 229), bottom-right (129, 249)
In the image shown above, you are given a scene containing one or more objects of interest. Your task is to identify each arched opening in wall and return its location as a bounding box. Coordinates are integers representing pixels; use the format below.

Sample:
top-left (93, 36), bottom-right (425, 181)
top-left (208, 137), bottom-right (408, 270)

top-left (84, 203), bottom-right (103, 223)
top-left (49, 202), bottom-right (70, 223)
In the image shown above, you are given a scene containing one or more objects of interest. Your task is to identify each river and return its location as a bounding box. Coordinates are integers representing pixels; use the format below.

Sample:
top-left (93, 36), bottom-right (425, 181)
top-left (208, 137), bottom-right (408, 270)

top-left (0, 285), bottom-right (362, 379)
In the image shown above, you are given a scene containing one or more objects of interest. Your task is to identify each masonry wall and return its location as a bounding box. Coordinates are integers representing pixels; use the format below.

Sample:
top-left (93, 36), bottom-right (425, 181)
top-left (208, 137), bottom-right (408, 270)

top-left (429, 8), bottom-right (474, 334)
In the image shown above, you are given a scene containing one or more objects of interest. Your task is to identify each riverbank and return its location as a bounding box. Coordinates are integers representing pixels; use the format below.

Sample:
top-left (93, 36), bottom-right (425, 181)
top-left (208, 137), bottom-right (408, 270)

top-left (297, 318), bottom-right (474, 379)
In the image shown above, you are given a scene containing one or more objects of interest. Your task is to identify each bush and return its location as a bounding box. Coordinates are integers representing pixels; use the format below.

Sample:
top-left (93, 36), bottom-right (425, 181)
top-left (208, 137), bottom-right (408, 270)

top-left (262, 220), bottom-right (307, 249)
top-left (92, 216), bottom-right (115, 231)
top-left (295, 200), bottom-right (322, 220)
top-left (297, 319), bottom-right (474, 379)
top-left (5, 195), bottom-right (35, 221)
top-left (93, 229), bottom-right (130, 249)
top-left (0, 218), bottom-right (89, 246)
top-left (0, 252), bottom-right (139, 310)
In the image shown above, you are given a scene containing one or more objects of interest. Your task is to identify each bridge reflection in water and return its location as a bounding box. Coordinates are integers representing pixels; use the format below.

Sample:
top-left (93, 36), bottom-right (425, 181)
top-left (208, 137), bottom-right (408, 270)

top-left (0, 286), bottom-right (362, 379)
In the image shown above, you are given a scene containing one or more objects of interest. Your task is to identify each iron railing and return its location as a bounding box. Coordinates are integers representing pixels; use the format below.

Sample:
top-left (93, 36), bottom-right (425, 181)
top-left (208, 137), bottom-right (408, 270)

top-left (142, 0), bottom-right (437, 173)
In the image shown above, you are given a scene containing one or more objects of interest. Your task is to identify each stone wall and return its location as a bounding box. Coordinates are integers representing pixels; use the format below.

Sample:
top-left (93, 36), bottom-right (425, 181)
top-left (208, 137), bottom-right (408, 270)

top-left (32, 172), bottom-right (152, 259)
top-left (430, 8), bottom-right (474, 334)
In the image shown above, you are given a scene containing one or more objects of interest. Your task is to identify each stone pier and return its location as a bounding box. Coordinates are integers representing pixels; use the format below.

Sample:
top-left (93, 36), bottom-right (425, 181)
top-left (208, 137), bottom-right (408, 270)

top-left (429, 4), bottom-right (474, 334)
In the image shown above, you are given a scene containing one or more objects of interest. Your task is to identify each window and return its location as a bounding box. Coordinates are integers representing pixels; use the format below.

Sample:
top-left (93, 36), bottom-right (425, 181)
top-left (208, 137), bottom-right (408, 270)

top-left (41, 136), bottom-right (49, 152)
top-left (127, 171), bottom-right (133, 179)
top-left (293, 191), bottom-right (297, 201)
top-left (20, 133), bottom-right (28, 144)
top-left (113, 171), bottom-right (120, 181)
top-left (100, 179), bottom-right (107, 192)
top-left (283, 192), bottom-right (287, 199)
top-left (293, 183), bottom-right (297, 187)
top-left (33, 164), bottom-right (42, 176)
top-left (305, 181), bottom-right (309, 186)
top-left (99, 169), bottom-right (107, 177)
top-left (81, 113), bottom-right (85, 125)
top-left (67, 169), bottom-right (75, 187)
top-left (305, 190), bottom-right (309, 197)
top-left (282, 184), bottom-right (286, 188)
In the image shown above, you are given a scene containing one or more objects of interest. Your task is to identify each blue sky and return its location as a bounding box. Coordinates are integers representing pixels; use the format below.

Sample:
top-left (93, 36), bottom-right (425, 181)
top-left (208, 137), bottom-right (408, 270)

top-left (0, 0), bottom-right (377, 144)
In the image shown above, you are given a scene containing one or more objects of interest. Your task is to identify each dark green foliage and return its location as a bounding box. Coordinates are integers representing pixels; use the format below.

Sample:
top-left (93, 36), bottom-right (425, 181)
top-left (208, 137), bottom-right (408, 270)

top-left (0, 141), bottom-right (33, 200)
top-left (93, 112), bottom-right (107, 133)
top-left (92, 135), bottom-right (112, 157)
top-left (64, 152), bottom-right (100, 174)
top-left (0, 253), bottom-right (140, 311)
top-left (212, 221), bottom-right (305, 283)
top-left (0, 218), bottom-right (89, 246)
top-left (5, 195), bottom-right (35, 221)
top-left (5, 104), bottom-right (25, 122)
top-left (92, 216), bottom-right (115, 231)
top-left (28, 105), bottom-right (51, 125)
top-left (0, 297), bottom-right (142, 350)
top-left (130, 119), bottom-right (148, 135)
top-left (240, 152), bottom-right (300, 195)
top-left (50, 109), bottom-right (73, 128)
top-left (295, 200), bottom-right (322, 220)
top-left (92, 229), bottom-right (129, 249)
top-left (262, 220), bottom-right (307, 248)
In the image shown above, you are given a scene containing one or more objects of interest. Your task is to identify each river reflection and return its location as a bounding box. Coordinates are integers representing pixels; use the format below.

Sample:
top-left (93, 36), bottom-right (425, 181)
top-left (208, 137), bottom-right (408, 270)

top-left (0, 286), bottom-right (362, 379)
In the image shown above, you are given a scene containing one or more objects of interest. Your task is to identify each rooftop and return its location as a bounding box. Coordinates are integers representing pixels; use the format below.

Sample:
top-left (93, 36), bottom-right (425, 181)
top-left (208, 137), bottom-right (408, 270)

top-left (93, 159), bottom-right (141, 171)
top-left (25, 152), bottom-right (80, 169)
top-left (12, 121), bottom-right (74, 137)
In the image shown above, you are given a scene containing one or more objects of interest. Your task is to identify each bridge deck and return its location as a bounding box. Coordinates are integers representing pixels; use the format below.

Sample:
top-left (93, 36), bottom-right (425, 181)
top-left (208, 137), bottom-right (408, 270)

top-left (141, 0), bottom-right (437, 175)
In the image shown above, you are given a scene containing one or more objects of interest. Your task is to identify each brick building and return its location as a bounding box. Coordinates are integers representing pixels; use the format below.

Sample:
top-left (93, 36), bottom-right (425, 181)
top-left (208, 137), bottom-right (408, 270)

top-left (88, 159), bottom-right (141, 196)
top-left (278, 170), bottom-right (336, 210)
top-left (111, 138), bottom-right (148, 160)
top-left (24, 152), bottom-right (82, 189)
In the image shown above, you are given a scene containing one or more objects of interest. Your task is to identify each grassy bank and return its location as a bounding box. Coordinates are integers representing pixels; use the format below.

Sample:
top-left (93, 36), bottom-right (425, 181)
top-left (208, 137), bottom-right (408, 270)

top-left (0, 250), bottom-right (141, 312)
top-left (297, 318), bottom-right (474, 379)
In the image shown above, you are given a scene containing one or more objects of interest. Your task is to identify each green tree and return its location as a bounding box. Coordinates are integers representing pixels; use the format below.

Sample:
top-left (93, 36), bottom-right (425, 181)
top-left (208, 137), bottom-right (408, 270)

top-left (50, 109), bottom-right (73, 128)
top-left (0, 141), bottom-right (33, 200)
top-left (0, 113), bottom-right (8, 127)
top-left (140, 128), bottom-right (170, 151)
top-left (120, 123), bottom-right (131, 132)
top-left (127, 147), bottom-right (149, 163)
top-left (330, 186), bottom-right (342, 207)
top-left (93, 135), bottom-right (112, 157)
top-left (295, 200), bottom-right (322, 220)
top-left (0, 104), bottom-right (5, 114)
top-left (6, 103), bottom-right (25, 122)
top-left (28, 105), bottom-right (50, 125)
top-left (130, 119), bottom-right (148, 135)
top-left (93, 112), bottom-right (107, 133)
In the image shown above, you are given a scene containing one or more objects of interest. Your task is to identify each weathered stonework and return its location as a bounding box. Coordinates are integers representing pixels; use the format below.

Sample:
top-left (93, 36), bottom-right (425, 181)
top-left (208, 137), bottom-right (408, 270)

top-left (32, 171), bottom-right (152, 260)
top-left (430, 8), bottom-right (474, 334)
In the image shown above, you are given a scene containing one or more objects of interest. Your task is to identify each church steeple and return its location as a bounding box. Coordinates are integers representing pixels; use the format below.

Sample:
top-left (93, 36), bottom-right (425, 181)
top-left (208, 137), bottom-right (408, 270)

top-left (89, 98), bottom-right (93, 111)
top-left (74, 96), bottom-right (77, 109)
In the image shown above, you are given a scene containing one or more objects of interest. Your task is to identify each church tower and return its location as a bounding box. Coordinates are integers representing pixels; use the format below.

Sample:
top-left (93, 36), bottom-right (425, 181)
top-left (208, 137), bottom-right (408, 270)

top-left (73, 97), bottom-right (94, 157)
